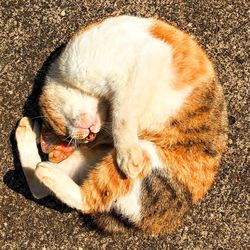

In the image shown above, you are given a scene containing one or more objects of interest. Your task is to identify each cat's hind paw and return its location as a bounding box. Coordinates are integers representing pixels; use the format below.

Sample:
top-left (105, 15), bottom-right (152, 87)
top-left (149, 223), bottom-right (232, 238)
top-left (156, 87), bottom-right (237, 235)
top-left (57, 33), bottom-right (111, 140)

top-left (15, 117), bottom-right (40, 145)
top-left (15, 117), bottom-right (49, 199)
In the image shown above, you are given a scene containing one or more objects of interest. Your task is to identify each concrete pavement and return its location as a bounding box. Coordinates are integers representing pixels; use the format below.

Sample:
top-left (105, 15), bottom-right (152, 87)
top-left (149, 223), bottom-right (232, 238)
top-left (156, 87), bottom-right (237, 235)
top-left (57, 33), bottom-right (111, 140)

top-left (0, 1), bottom-right (249, 249)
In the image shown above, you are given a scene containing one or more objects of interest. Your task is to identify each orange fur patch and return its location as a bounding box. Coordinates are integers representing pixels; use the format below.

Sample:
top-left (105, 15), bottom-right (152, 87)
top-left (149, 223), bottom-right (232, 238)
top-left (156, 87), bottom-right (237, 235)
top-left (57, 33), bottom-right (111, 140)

top-left (150, 20), bottom-right (214, 89)
top-left (148, 21), bottom-right (228, 203)
top-left (159, 145), bottom-right (220, 203)
top-left (139, 80), bottom-right (228, 203)
top-left (81, 151), bottom-right (132, 213)
top-left (73, 19), bottom-right (103, 37)
top-left (139, 129), bottom-right (222, 203)
top-left (81, 149), bottom-right (151, 214)
top-left (39, 88), bottom-right (66, 136)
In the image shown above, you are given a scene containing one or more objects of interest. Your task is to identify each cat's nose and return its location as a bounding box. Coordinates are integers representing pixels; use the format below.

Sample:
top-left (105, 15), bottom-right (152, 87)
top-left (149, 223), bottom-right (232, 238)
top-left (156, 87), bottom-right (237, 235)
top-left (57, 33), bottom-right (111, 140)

top-left (74, 113), bottom-right (96, 129)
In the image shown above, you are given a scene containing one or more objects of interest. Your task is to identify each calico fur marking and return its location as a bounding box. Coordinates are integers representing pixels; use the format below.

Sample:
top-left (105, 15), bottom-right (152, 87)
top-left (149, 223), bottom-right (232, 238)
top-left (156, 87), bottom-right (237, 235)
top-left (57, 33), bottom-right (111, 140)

top-left (139, 80), bottom-right (228, 203)
top-left (39, 87), bottom-right (66, 136)
top-left (80, 146), bottom-right (152, 214)
top-left (139, 168), bottom-right (192, 234)
top-left (16, 16), bottom-right (228, 235)
top-left (150, 20), bottom-right (214, 89)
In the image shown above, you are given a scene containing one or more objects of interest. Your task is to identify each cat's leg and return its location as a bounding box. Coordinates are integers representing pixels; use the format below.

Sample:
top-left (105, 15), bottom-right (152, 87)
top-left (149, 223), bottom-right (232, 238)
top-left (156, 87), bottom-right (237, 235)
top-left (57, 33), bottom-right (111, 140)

top-left (15, 117), bottom-right (49, 199)
top-left (79, 141), bottom-right (153, 214)
top-left (34, 146), bottom-right (111, 210)
top-left (112, 102), bottom-right (144, 179)
top-left (112, 49), bottom-right (162, 179)
top-left (35, 161), bottom-right (86, 210)
top-left (35, 149), bottom-right (143, 213)
top-left (15, 117), bottom-right (96, 200)
top-left (34, 150), bottom-right (129, 212)
top-left (34, 139), bottom-right (150, 215)
top-left (81, 140), bottom-right (158, 232)
top-left (112, 83), bottom-right (145, 179)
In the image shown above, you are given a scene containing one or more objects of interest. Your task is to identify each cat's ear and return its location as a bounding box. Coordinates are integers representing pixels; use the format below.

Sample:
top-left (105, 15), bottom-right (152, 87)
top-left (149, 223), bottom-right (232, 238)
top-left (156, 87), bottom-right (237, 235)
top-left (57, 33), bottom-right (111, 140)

top-left (40, 125), bottom-right (60, 154)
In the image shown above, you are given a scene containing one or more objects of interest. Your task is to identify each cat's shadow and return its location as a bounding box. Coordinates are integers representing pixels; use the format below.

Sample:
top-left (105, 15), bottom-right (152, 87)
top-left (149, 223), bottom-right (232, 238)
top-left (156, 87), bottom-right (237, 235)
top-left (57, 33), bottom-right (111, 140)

top-left (3, 44), bottom-right (74, 213)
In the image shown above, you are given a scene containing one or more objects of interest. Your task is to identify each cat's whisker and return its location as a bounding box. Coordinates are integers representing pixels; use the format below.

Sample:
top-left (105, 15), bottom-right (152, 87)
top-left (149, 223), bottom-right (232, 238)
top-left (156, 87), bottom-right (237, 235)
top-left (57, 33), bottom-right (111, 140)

top-left (67, 137), bottom-right (74, 147)
top-left (102, 122), bottom-right (112, 128)
top-left (74, 139), bottom-right (78, 149)
top-left (103, 121), bottom-right (112, 124)
top-left (75, 139), bottom-right (79, 149)
top-left (31, 115), bottom-right (46, 120)
top-left (101, 130), bottom-right (112, 137)
top-left (65, 135), bottom-right (72, 141)
top-left (102, 123), bottom-right (112, 128)
top-left (101, 126), bottom-right (112, 137)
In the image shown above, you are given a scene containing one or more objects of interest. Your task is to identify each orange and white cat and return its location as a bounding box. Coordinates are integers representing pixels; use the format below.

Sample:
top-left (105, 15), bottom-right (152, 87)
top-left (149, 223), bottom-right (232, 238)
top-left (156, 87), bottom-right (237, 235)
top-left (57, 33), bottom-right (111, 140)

top-left (15, 16), bottom-right (228, 234)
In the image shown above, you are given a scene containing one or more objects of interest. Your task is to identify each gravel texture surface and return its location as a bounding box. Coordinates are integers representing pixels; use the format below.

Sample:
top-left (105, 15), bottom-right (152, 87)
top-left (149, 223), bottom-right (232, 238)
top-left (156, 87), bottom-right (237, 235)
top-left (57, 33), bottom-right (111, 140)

top-left (0, 1), bottom-right (249, 249)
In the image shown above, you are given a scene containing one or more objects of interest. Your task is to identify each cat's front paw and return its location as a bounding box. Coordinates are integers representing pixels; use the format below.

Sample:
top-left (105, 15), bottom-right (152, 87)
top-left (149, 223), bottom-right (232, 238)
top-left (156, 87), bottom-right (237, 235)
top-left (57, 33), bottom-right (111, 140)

top-left (116, 145), bottom-right (144, 179)
top-left (15, 117), bottom-right (40, 145)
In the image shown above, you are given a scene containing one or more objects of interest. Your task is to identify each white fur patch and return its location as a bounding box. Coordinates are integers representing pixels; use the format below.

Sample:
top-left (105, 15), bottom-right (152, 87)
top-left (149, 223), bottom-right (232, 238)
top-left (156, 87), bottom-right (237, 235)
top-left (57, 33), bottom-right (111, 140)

top-left (15, 117), bottom-right (50, 199)
top-left (59, 16), bottom-right (154, 94)
top-left (114, 180), bottom-right (142, 222)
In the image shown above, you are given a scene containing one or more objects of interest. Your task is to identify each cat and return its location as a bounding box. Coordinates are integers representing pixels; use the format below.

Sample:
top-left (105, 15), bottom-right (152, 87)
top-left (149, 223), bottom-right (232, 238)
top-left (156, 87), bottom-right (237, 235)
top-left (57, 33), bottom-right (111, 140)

top-left (15, 16), bottom-right (228, 235)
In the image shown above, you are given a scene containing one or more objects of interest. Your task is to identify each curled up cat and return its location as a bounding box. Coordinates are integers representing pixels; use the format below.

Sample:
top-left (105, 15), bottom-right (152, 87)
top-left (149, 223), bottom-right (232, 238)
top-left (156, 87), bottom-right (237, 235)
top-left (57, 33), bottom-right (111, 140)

top-left (15, 16), bottom-right (228, 235)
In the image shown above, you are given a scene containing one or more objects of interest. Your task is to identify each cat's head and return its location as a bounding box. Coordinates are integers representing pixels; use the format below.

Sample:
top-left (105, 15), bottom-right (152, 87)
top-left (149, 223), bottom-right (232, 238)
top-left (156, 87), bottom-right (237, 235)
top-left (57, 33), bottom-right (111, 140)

top-left (39, 79), bottom-right (109, 144)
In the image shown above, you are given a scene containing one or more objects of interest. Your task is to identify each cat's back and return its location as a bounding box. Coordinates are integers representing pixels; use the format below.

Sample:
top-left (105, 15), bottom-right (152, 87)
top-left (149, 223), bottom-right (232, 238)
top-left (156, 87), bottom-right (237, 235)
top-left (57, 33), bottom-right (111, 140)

top-left (49, 16), bottom-right (221, 133)
top-left (53, 16), bottom-right (175, 91)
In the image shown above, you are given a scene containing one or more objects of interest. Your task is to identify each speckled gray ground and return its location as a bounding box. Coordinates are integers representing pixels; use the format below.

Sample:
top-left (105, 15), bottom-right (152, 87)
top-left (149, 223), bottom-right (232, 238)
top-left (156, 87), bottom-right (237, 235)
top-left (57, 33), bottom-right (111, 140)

top-left (0, 0), bottom-right (249, 249)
